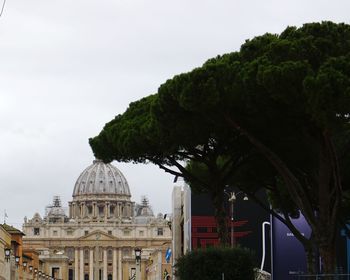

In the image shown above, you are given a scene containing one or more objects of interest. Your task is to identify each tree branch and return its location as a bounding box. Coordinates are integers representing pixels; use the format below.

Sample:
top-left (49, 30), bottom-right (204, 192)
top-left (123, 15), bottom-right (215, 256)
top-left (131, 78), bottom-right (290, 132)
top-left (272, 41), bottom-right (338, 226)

top-left (225, 115), bottom-right (317, 230)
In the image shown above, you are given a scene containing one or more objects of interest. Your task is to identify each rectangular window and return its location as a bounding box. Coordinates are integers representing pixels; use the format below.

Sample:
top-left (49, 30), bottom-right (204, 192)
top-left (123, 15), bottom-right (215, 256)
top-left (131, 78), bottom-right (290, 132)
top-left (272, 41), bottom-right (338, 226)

top-left (69, 269), bottom-right (73, 280)
top-left (67, 230), bottom-right (73, 236)
top-left (139, 231), bottom-right (144, 237)
top-left (123, 248), bottom-right (130, 257)
top-left (108, 230), bottom-right (112, 235)
top-left (157, 228), bottom-right (163, 236)
top-left (197, 227), bottom-right (207, 233)
top-left (53, 230), bottom-right (58, 236)
top-left (84, 231), bottom-right (89, 236)
top-left (34, 228), bottom-right (40, 236)
top-left (123, 230), bottom-right (130, 236)
top-left (52, 267), bottom-right (60, 278)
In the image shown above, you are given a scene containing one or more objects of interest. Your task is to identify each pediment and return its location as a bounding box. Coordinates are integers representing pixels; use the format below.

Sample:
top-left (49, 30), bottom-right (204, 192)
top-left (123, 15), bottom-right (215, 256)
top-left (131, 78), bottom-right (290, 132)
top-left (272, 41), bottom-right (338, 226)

top-left (78, 230), bottom-right (117, 241)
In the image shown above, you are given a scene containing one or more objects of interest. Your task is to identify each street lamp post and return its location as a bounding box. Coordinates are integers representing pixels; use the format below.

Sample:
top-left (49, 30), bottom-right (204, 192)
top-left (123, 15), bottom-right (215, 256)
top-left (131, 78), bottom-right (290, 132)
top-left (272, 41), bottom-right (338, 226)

top-left (134, 248), bottom-right (142, 280)
top-left (225, 191), bottom-right (248, 248)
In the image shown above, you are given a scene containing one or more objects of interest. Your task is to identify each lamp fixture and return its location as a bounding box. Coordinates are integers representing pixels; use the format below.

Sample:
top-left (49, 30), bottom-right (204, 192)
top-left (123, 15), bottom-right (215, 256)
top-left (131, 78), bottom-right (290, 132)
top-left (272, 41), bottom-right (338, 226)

top-left (15, 256), bottom-right (20, 267)
top-left (4, 248), bottom-right (11, 262)
top-left (134, 248), bottom-right (142, 263)
top-left (134, 247), bottom-right (142, 272)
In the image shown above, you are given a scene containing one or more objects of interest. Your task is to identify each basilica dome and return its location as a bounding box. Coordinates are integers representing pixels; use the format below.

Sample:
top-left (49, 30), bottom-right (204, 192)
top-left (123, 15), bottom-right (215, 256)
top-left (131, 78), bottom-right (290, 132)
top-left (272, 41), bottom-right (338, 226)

top-left (72, 159), bottom-right (131, 197)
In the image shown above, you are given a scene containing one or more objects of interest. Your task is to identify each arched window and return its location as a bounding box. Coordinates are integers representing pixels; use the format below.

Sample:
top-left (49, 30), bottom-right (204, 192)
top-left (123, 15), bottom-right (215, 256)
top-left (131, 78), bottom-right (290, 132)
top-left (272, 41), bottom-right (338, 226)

top-left (99, 206), bottom-right (104, 216)
top-left (110, 205), bottom-right (115, 216)
top-left (66, 248), bottom-right (74, 260)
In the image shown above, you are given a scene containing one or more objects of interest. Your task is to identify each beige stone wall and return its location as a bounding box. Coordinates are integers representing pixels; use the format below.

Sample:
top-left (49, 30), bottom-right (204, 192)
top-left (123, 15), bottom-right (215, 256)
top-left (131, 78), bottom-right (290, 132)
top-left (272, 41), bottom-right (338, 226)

top-left (22, 187), bottom-right (172, 280)
top-left (0, 226), bottom-right (12, 280)
top-left (22, 232), bottom-right (171, 280)
top-left (23, 222), bottom-right (172, 241)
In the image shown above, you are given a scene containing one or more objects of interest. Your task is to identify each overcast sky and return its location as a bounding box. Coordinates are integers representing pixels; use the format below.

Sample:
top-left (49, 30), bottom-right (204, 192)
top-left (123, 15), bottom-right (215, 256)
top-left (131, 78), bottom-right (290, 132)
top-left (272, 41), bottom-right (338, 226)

top-left (0, 0), bottom-right (349, 228)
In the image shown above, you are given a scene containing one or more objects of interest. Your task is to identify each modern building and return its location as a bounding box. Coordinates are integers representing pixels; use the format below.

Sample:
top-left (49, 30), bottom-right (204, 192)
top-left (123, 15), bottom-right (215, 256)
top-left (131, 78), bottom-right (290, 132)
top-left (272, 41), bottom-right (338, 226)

top-left (171, 182), bottom-right (191, 263)
top-left (22, 159), bottom-right (172, 280)
top-left (171, 181), bottom-right (271, 272)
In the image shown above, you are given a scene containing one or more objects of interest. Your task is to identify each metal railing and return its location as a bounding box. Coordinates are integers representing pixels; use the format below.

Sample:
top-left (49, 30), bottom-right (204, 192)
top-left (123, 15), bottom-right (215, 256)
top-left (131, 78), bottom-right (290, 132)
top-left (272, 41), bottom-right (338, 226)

top-left (291, 274), bottom-right (350, 279)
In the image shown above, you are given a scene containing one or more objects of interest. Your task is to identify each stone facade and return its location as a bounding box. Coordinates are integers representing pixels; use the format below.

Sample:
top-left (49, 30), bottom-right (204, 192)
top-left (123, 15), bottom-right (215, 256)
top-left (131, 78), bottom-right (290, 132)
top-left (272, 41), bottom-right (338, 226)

top-left (0, 224), bottom-right (38, 280)
top-left (22, 160), bottom-right (171, 280)
top-left (0, 225), bottom-right (11, 280)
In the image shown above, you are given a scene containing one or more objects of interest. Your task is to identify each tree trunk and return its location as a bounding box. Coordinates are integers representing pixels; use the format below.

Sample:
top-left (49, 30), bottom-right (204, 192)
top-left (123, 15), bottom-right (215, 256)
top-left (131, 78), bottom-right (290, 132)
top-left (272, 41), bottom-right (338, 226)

top-left (318, 238), bottom-right (336, 275)
top-left (225, 116), bottom-right (342, 273)
top-left (211, 189), bottom-right (230, 246)
top-left (305, 245), bottom-right (317, 275)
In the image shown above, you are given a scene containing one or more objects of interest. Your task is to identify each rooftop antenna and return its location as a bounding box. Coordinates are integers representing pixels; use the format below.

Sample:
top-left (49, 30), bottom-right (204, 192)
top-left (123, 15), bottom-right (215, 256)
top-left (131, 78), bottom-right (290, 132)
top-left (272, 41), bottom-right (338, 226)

top-left (0, 0), bottom-right (7, 18)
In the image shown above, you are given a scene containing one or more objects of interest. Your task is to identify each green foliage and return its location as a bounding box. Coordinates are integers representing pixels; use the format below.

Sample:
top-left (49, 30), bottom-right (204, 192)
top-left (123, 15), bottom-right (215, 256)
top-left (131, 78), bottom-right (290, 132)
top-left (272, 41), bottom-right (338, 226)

top-left (90, 21), bottom-right (350, 271)
top-left (174, 247), bottom-right (255, 280)
top-left (89, 94), bottom-right (168, 164)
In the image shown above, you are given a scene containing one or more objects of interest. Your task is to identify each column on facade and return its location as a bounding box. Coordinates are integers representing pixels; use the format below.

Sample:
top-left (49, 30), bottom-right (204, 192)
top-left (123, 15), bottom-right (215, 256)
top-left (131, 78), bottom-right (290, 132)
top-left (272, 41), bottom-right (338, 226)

top-left (76, 203), bottom-right (80, 218)
top-left (112, 248), bottom-right (117, 280)
top-left (103, 248), bottom-right (108, 280)
top-left (121, 204), bottom-right (124, 217)
top-left (93, 202), bottom-right (97, 217)
top-left (109, 203), bottom-right (114, 218)
top-left (69, 202), bottom-right (72, 218)
top-left (157, 250), bottom-right (162, 280)
top-left (81, 202), bottom-right (85, 218)
top-left (72, 203), bottom-right (76, 219)
top-left (104, 202), bottom-right (108, 219)
top-left (80, 248), bottom-right (84, 280)
top-left (79, 202), bottom-right (84, 218)
top-left (131, 203), bottom-right (135, 218)
top-left (118, 249), bottom-right (122, 280)
top-left (106, 202), bottom-right (110, 219)
top-left (75, 248), bottom-right (79, 280)
top-left (116, 202), bottom-right (120, 217)
top-left (89, 248), bottom-right (94, 280)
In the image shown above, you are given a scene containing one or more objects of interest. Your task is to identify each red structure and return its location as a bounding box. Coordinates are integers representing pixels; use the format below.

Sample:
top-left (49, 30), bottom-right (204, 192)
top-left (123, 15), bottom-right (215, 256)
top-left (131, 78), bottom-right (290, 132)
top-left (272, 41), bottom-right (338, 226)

top-left (191, 216), bottom-right (252, 249)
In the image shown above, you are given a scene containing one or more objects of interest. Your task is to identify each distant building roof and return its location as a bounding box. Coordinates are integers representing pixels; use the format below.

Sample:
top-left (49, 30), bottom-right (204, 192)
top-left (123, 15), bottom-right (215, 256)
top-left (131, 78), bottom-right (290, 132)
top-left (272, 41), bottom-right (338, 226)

top-left (1, 224), bottom-right (25, 236)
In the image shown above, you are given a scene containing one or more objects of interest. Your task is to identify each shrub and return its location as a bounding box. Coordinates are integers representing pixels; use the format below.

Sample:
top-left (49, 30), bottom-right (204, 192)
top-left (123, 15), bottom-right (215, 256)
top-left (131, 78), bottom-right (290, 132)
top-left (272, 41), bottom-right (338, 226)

top-left (174, 247), bottom-right (255, 280)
